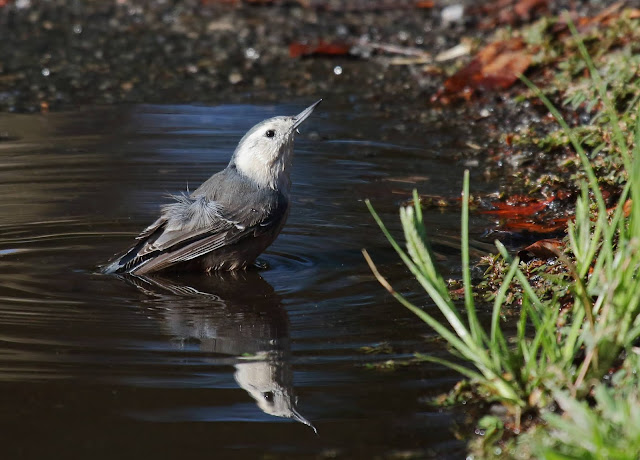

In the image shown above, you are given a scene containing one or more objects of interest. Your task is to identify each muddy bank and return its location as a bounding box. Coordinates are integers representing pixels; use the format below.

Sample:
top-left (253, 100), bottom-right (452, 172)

top-left (0, 0), bottom-right (463, 113)
top-left (0, 0), bottom-right (602, 115)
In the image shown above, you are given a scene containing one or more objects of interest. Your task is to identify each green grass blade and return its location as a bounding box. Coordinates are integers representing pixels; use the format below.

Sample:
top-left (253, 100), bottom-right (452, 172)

top-left (566, 14), bottom-right (631, 171)
top-left (461, 170), bottom-right (484, 344)
top-left (520, 74), bottom-right (607, 216)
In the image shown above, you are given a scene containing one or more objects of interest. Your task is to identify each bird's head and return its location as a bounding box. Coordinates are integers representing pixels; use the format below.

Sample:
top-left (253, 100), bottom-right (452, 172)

top-left (231, 100), bottom-right (321, 190)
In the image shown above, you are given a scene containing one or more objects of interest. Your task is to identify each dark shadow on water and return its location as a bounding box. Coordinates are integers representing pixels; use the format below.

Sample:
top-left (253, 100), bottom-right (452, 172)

top-left (121, 271), bottom-right (317, 434)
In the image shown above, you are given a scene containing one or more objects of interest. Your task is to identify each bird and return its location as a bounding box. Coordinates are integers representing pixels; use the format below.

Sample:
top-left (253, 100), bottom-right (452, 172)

top-left (102, 100), bottom-right (321, 275)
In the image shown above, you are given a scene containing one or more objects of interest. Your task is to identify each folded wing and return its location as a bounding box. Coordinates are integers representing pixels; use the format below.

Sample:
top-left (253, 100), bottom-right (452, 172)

top-left (103, 193), bottom-right (275, 274)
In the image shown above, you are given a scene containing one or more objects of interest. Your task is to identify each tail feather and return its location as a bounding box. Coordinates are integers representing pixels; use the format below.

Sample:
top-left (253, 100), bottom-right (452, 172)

top-left (101, 236), bottom-right (155, 274)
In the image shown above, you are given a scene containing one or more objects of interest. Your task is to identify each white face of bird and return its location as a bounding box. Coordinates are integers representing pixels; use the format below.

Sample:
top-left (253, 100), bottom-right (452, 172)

top-left (232, 100), bottom-right (321, 190)
top-left (233, 116), bottom-right (297, 190)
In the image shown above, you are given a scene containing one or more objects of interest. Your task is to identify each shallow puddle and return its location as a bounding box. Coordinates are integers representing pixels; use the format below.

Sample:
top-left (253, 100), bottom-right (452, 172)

top-left (0, 102), bottom-right (492, 458)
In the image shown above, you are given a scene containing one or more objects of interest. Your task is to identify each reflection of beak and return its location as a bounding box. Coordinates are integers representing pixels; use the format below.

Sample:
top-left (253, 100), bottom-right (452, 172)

top-left (291, 406), bottom-right (318, 435)
top-left (292, 99), bottom-right (322, 131)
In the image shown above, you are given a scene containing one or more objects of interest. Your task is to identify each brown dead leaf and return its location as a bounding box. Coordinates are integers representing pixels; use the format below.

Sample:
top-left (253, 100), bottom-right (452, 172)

top-left (585, 1), bottom-right (624, 25)
top-left (514, 0), bottom-right (548, 20)
top-left (472, 0), bottom-right (549, 28)
top-left (518, 238), bottom-right (564, 262)
top-left (442, 39), bottom-right (532, 96)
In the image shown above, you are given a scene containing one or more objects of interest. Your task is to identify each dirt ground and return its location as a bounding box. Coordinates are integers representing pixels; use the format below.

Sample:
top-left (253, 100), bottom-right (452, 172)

top-left (0, 0), bottom-right (602, 114)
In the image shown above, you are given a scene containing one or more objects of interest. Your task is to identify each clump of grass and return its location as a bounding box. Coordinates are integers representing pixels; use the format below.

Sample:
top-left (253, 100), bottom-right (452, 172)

top-left (365, 15), bottom-right (640, 456)
top-left (536, 352), bottom-right (640, 459)
top-left (504, 9), bottom-right (640, 197)
top-left (365, 174), bottom-right (575, 418)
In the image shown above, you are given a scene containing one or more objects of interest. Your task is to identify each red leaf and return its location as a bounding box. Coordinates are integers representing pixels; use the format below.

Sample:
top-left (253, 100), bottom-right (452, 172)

top-left (500, 219), bottom-right (568, 234)
top-left (289, 40), bottom-right (351, 58)
top-left (443, 39), bottom-right (532, 96)
top-left (481, 195), bottom-right (554, 218)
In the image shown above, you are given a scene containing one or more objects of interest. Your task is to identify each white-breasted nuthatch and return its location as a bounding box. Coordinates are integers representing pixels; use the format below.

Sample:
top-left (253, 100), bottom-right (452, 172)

top-left (103, 100), bottom-right (322, 275)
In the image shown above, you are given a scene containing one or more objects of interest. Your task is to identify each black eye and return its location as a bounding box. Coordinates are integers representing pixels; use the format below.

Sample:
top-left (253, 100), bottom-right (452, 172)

top-left (263, 391), bottom-right (274, 403)
top-left (265, 129), bottom-right (275, 138)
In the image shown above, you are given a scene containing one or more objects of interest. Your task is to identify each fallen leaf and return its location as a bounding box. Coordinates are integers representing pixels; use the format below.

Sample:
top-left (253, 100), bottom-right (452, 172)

top-left (471, 0), bottom-right (549, 28)
top-left (481, 195), bottom-right (554, 217)
top-left (629, 9), bottom-right (640, 19)
top-left (442, 39), bottom-right (532, 96)
top-left (584, 1), bottom-right (624, 26)
top-left (518, 238), bottom-right (564, 262)
top-left (289, 40), bottom-right (351, 58)
top-left (500, 219), bottom-right (567, 234)
top-left (514, 0), bottom-right (548, 20)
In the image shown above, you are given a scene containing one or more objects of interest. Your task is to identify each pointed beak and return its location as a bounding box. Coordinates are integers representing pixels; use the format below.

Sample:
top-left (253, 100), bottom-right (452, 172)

top-left (292, 99), bottom-right (322, 131)
top-left (291, 407), bottom-right (318, 435)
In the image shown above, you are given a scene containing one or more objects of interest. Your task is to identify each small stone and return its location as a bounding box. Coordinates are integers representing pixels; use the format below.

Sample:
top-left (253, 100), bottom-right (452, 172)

top-left (228, 72), bottom-right (242, 85)
top-left (336, 24), bottom-right (348, 37)
top-left (244, 48), bottom-right (259, 60)
top-left (441, 4), bottom-right (464, 25)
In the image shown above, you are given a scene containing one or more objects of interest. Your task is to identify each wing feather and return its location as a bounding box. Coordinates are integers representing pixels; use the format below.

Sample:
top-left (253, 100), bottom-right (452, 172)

top-left (132, 231), bottom-right (234, 274)
top-left (136, 217), bottom-right (166, 240)
top-left (105, 189), bottom-right (283, 275)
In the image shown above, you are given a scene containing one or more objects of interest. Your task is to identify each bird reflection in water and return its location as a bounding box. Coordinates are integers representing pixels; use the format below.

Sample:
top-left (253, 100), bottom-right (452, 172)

top-left (121, 271), bottom-right (316, 434)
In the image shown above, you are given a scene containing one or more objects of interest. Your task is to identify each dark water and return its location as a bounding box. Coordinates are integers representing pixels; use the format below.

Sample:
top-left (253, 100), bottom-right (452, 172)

top-left (0, 102), bottom-right (492, 458)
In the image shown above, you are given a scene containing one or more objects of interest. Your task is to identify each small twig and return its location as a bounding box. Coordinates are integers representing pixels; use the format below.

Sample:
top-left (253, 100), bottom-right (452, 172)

top-left (550, 246), bottom-right (599, 374)
top-left (355, 37), bottom-right (431, 58)
top-left (573, 346), bottom-right (596, 395)
top-left (550, 247), bottom-right (595, 329)
top-left (362, 249), bottom-right (396, 295)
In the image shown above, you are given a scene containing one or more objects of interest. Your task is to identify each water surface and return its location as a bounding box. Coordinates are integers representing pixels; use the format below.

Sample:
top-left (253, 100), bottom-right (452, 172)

top-left (0, 102), bottom-right (492, 458)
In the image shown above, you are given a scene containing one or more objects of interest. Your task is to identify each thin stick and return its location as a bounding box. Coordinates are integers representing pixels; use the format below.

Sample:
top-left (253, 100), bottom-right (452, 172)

top-left (362, 249), bottom-right (396, 295)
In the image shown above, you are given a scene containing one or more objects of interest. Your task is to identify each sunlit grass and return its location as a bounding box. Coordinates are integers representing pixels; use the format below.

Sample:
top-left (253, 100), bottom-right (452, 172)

top-left (364, 14), bottom-right (640, 457)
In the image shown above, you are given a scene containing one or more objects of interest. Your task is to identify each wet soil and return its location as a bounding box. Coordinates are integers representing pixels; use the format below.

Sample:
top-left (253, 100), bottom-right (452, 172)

top-left (0, 0), bottom-right (465, 112)
top-left (0, 0), bottom-right (601, 114)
